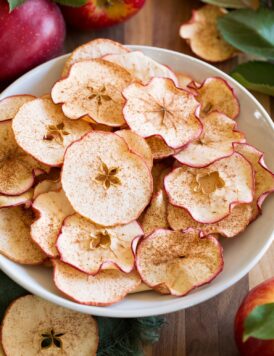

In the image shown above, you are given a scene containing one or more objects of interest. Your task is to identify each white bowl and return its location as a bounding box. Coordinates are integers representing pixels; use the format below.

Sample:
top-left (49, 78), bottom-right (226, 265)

top-left (1, 46), bottom-right (274, 318)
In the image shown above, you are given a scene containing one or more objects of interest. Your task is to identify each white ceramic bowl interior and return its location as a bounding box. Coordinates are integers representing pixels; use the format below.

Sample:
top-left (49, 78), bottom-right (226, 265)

top-left (0, 46), bottom-right (274, 317)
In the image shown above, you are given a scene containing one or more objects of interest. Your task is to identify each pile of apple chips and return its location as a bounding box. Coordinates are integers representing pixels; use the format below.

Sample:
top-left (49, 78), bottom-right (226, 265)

top-left (0, 38), bottom-right (273, 306)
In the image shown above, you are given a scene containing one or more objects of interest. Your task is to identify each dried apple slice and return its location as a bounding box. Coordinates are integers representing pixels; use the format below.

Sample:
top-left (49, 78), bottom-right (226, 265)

top-left (0, 120), bottom-right (48, 195)
top-left (136, 229), bottom-right (223, 296)
top-left (53, 260), bottom-right (141, 306)
top-left (1, 295), bottom-right (98, 356)
top-left (179, 5), bottom-right (237, 62)
top-left (57, 214), bottom-right (143, 274)
top-left (146, 136), bottom-right (175, 159)
top-left (52, 59), bottom-right (132, 127)
top-left (12, 97), bottom-right (92, 167)
top-left (0, 95), bottom-right (35, 121)
top-left (174, 112), bottom-right (245, 167)
top-left (104, 51), bottom-right (178, 85)
top-left (167, 203), bottom-right (253, 238)
top-left (31, 189), bottom-right (74, 258)
top-left (0, 190), bottom-right (33, 208)
top-left (62, 38), bottom-right (129, 76)
top-left (165, 153), bottom-right (254, 223)
top-left (196, 77), bottom-right (240, 119)
top-left (152, 162), bottom-right (171, 193)
top-left (139, 190), bottom-right (169, 235)
top-left (62, 132), bottom-right (152, 226)
top-left (176, 72), bottom-right (194, 90)
top-left (123, 77), bottom-right (202, 149)
top-left (116, 129), bottom-right (153, 169)
top-left (33, 179), bottom-right (61, 200)
top-left (235, 143), bottom-right (274, 208)
top-left (0, 207), bottom-right (46, 264)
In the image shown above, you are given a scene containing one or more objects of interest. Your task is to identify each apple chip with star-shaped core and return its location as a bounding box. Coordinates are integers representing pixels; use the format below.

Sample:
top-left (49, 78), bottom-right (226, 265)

top-left (136, 229), bottom-right (223, 296)
top-left (57, 214), bottom-right (143, 274)
top-left (52, 59), bottom-right (132, 127)
top-left (174, 112), bottom-right (245, 167)
top-left (53, 260), bottom-right (141, 306)
top-left (123, 77), bottom-right (202, 149)
top-left (12, 97), bottom-right (92, 167)
top-left (61, 131), bottom-right (153, 226)
top-left (165, 153), bottom-right (254, 223)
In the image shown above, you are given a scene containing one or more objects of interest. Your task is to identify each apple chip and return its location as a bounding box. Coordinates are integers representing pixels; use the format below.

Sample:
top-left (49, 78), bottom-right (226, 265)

top-left (31, 190), bottom-right (74, 258)
top-left (57, 214), bottom-right (143, 274)
top-left (235, 143), bottom-right (274, 208)
top-left (53, 260), bottom-right (141, 306)
top-left (104, 51), bottom-right (178, 85)
top-left (165, 153), bottom-right (254, 223)
top-left (174, 112), bottom-right (245, 167)
top-left (0, 120), bottom-right (48, 195)
top-left (0, 207), bottom-right (46, 264)
top-left (12, 97), bottom-right (92, 167)
top-left (146, 136), bottom-right (175, 159)
top-left (52, 59), bottom-right (132, 127)
top-left (136, 229), bottom-right (223, 296)
top-left (0, 190), bottom-right (33, 208)
top-left (168, 203), bottom-right (253, 238)
top-left (196, 77), bottom-right (240, 119)
top-left (176, 72), bottom-right (194, 90)
top-left (152, 162), bottom-right (171, 192)
top-left (179, 5), bottom-right (237, 62)
top-left (116, 129), bottom-right (153, 169)
top-left (140, 190), bottom-right (169, 235)
top-left (62, 38), bottom-right (129, 76)
top-left (33, 179), bottom-right (61, 200)
top-left (0, 95), bottom-right (35, 121)
top-left (62, 132), bottom-right (152, 226)
top-left (1, 295), bottom-right (98, 356)
top-left (123, 77), bottom-right (202, 149)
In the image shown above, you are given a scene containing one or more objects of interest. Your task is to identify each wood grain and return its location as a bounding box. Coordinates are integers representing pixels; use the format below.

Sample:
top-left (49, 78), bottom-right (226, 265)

top-left (0, 1), bottom-right (273, 355)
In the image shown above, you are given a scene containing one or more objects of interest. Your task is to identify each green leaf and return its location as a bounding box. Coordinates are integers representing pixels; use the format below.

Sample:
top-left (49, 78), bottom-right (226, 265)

top-left (218, 8), bottom-right (274, 59)
top-left (201, 0), bottom-right (255, 8)
top-left (231, 61), bottom-right (274, 95)
top-left (54, 0), bottom-right (88, 7)
top-left (243, 303), bottom-right (274, 341)
top-left (7, 0), bottom-right (25, 11)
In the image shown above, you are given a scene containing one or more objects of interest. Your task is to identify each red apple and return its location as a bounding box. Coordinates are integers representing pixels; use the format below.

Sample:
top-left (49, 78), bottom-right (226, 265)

top-left (235, 278), bottom-right (274, 356)
top-left (61, 0), bottom-right (145, 30)
top-left (0, 0), bottom-right (65, 82)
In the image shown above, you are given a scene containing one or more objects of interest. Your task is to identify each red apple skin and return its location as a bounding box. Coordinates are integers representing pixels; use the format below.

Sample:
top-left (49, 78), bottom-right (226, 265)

top-left (0, 0), bottom-right (66, 81)
top-left (235, 278), bottom-right (274, 356)
top-left (62, 0), bottom-right (145, 30)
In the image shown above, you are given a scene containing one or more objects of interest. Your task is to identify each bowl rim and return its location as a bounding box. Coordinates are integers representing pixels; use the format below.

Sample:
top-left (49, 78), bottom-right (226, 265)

top-left (0, 45), bottom-right (274, 318)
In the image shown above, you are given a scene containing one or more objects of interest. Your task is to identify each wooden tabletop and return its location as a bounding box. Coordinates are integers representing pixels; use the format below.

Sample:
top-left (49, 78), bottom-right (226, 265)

top-left (1, 0), bottom-right (274, 355)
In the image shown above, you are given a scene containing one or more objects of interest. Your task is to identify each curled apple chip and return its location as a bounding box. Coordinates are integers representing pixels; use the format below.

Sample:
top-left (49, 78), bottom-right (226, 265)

top-left (136, 229), bottom-right (223, 296)
top-left (116, 129), bottom-right (153, 169)
top-left (152, 162), bottom-right (171, 193)
top-left (0, 207), bottom-right (46, 264)
top-left (12, 97), bottom-right (92, 167)
top-left (168, 203), bottom-right (253, 238)
top-left (57, 214), bottom-right (143, 274)
top-left (165, 153), bottom-right (254, 223)
top-left (0, 190), bottom-right (33, 208)
top-left (62, 38), bottom-right (129, 76)
top-left (0, 95), bottom-right (35, 121)
top-left (123, 77), bottom-right (202, 149)
top-left (52, 59), bottom-right (132, 127)
top-left (31, 190), bottom-right (74, 258)
top-left (1, 295), bottom-right (98, 356)
top-left (196, 77), bottom-right (240, 119)
top-left (53, 260), bottom-right (141, 306)
top-left (174, 112), bottom-right (245, 167)
top-left (235, 143), bottom-right (274, 208)
top-left (33, 179), bottom-right (61, 200)
top-left (62, 132), bottom-right (152, 226)
top-left (179, 5), bottom-right (236, 62)
top-left (146, 136), bottom-right (175, 159)
top-left (0, 120), bottom-right (48, 195)
top-left (140, 190), bottom-right (169, 235)
top-left (104, 51), bottom-right (178, 85)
